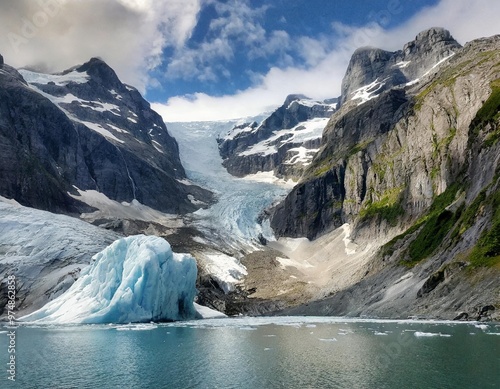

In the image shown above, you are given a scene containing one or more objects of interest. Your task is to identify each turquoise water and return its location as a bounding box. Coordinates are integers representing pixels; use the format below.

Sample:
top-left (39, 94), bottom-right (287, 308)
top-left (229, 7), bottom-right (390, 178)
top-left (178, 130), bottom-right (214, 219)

top-left (1, 317), bottom-right (499, 389)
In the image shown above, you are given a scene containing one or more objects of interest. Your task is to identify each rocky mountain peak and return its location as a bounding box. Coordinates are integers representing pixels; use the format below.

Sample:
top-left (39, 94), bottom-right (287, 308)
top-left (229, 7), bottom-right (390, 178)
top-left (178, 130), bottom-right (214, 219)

top-left (0, 54), bottom-right (3, 65)
top-left (414, 27), bottom-right (455, 46)
top-left (74, 57), bottom-right (123, 89)
top-left (340, 27), bottom-right (461, 106)
top-left (284, 94), bottom-right (309, 106)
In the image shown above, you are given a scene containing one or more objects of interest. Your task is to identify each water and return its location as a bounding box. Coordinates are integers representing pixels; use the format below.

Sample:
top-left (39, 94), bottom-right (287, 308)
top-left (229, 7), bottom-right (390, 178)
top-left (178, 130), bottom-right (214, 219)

top-left (2, 317), bottom-right (499, 388)
top-left (167, 120), bottom-right (289, 250)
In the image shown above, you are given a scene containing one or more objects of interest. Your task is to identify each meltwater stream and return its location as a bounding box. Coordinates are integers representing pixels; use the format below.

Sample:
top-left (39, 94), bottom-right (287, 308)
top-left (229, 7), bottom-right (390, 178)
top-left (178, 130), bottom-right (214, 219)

top-left (168, 120), bottom-right (290, 250)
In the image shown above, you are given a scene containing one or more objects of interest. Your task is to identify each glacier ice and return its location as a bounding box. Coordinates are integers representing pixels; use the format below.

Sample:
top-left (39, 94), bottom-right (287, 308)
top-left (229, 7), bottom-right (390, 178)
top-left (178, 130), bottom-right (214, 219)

top-left (21, 235), bottom-right (198, 324)
top-left (167, 120), bottom-right (290, 250)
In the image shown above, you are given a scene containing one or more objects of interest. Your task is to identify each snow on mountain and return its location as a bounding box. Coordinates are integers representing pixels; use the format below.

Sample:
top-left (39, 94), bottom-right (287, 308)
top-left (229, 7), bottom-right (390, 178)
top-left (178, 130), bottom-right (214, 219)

top-left (238, 117), bottom-right (329, 160)
top-left (0, 56), bottom-right (213, 215)
top-left (21, 235), bottom-right (198, 324)
top-left (0, 198), bottom-right (120, 317)
top-left (218, 95), bottom-right (337, 181)
top-left (350, 78), bottom-right (388, 105)
top-left (19, 68), bottom-right (90, 86)
top-left (201, 252), bottom-right (248, 294)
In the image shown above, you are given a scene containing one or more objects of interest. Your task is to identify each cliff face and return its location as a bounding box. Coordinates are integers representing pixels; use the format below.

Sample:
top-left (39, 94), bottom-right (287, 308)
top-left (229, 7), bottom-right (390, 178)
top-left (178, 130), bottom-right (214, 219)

top-left (0, 57), bottom-right (212, 215)
top-left (218, 95), bottom-right (337, 180)
top-left (270, 31), bottom-right (500, 319)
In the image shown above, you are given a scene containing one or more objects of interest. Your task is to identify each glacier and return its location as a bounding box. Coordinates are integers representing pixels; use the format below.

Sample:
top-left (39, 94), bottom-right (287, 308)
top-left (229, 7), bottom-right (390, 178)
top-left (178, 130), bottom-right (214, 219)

top-left (167, 119), bottom-right (291, 250)
top-left (21, 235), bottom-right (199, 324)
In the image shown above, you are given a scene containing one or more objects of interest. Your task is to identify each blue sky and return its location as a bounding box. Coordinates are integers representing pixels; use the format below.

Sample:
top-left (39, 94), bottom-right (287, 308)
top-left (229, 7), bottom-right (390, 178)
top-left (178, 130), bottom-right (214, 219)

top-left (146, 0), bottom-right (440, 102)
top-left (0, 0), bottom-right (499, 121)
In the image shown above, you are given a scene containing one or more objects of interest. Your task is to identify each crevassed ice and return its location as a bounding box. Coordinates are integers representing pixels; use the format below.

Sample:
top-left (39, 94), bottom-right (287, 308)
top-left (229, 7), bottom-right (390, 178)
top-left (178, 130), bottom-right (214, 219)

top-left (20, 235), bottom-right (198, 324)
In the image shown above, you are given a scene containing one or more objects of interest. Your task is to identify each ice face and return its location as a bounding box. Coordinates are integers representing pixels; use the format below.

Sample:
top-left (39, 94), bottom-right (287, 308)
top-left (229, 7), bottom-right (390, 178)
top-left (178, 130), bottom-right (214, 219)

top-left (20, 235), bottom-right (198, 324)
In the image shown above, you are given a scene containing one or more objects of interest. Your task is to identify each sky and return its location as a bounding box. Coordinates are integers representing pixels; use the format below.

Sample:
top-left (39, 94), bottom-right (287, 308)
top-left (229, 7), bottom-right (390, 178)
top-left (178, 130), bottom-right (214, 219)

top-left (0, 0), bottom-right (499, 121)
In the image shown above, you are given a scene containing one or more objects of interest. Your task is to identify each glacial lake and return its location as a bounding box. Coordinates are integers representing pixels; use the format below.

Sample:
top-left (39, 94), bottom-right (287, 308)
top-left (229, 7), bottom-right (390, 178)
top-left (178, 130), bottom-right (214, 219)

top-left (1, 317), bottom-right (499, 389)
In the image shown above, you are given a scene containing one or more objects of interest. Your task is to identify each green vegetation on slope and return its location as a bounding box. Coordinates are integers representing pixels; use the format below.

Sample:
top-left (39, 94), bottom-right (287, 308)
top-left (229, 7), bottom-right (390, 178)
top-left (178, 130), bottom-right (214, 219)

top-left (468, 189), bottom-right (500, 268)
top-left (471, 78), bottom-right (500, 148)
top-left (359, 187), bottom-right (404, 226)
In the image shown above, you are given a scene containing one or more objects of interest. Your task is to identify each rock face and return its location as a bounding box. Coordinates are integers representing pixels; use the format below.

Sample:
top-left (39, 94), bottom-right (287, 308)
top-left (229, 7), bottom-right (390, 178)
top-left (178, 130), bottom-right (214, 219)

top-left (272, 89), bottom-right (409, 239)
top-left (340, 27), bottom-right (461, 105)
top-left (0, 57), bottom-right (212, 215)
top-left (270, 31), bottom-right (500, 319)
top-left (218, 95), bottom-right (337, 180)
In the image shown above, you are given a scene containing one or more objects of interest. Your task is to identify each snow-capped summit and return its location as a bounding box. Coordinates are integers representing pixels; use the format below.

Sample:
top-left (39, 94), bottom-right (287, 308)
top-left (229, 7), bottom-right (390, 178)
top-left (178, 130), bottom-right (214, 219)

top-left (218, 95), bottom-right (338, 181)
top-left (0, 56), bottom-right (212, 215)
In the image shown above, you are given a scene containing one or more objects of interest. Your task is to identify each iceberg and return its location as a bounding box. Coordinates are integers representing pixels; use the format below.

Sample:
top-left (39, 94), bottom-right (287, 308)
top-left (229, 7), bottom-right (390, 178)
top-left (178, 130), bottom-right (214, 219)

top-left (21, 235), bottom-right (198, 324)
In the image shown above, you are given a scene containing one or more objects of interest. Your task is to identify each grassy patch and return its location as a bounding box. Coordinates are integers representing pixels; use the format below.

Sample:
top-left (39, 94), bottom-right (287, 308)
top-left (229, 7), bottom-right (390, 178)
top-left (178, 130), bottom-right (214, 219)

top-left (382, 182), bottom-right (462, 266)
top-left (404, 210), bottom-right (460, 266)
top-left (380, 221), bottom-right (424, 257)
top-left (307, 157), bottom-right (333, 178)
top-left (473, 79), bottom-right (500, 126)
top-left (451, 190), bottom-right (486, 239)
top-left (468, 190), bottom-right (500, 267)
top-left (347, 139), bottom-right (372, 157)
top-left (359, 187), bottom-right (404, 226)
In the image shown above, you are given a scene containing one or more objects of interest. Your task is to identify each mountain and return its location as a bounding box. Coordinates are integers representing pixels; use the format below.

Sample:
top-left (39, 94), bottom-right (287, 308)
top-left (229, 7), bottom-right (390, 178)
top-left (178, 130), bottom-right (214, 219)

top-left (270, 29), bottom-right (500, 320)
top-left (339, 27), bottom-right (461, 106)
top-left (218, 95), bottom-right (337, 180)
top-left (0, 56), bottom-right (212, 215)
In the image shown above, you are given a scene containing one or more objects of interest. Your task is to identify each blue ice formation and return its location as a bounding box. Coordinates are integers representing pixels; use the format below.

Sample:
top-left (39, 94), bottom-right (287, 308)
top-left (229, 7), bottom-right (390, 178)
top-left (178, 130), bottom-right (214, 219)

top-left (21, 235), bottom-right (198, 324)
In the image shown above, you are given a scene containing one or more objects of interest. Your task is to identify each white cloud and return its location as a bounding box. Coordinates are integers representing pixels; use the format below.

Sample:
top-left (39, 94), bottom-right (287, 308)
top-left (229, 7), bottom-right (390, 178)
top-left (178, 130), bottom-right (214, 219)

top-left (164, 0), bottom-right (291, 82)
top-left (154, 0), bottom-right (500, 122)
top-left (0, 0), bottom-right (202, 92)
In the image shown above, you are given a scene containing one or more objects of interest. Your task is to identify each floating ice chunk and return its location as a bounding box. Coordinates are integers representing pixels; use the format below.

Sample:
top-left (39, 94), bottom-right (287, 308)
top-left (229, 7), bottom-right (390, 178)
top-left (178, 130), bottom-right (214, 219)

top-left (20, 235), bottom-right (198, 324)
top-left (414, 332), bottom-right (451, 338)
top-left (319, 338), bottom-right (337, 342)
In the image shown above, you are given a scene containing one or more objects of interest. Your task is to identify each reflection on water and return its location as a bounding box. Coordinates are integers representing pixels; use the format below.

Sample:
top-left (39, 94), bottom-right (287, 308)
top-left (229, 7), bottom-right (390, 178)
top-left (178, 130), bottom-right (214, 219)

top-left (1, 317), bottom-right (499, 389)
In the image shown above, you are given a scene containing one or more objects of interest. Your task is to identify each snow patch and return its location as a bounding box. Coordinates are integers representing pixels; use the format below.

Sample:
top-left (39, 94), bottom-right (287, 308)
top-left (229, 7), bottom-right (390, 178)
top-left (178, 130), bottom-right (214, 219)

top-left (351, 78), bottom-right (387, 105)
top-left (80, 121), bottom-right (124, 143)
top-left (202, 253), bottom-right (248, 293)
top-left (406, 78), bottom-right (421, 87)
top-left (21, 235), bottom-right (198, 324)
top-left (19, 69), bottom-right (89, 86)
top-left (284, 147), bottom-right (319, 166)
top-left (107, 124), bottom-right (128, 134)
top-left (152, 140), bottom-right (164, 154)
top-left (421, 53), bottom-right (456, 79)
top-left (69, 188), bottom-right (182, 227)
top-left (188, 194), bottom-right (205, 205)
top-left (240, 171), bottom-right (296, 188)
top-left (395, 61), bottom-right (411, 69)
top-left (238, 117), bottom-right (328, 157)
